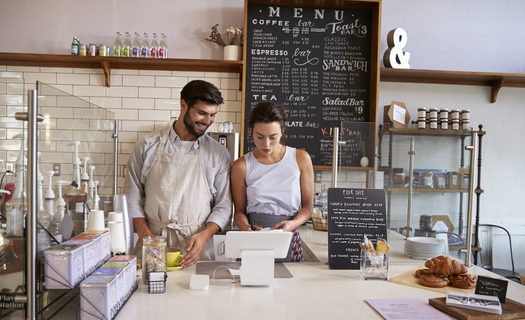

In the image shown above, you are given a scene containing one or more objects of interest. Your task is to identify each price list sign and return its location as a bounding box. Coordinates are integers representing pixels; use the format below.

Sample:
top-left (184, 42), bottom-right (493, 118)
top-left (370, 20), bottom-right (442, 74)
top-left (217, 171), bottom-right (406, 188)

top-left (244, 2), bottom-right (376, 167)
top-left (327, 188), bottom-right (386, 269)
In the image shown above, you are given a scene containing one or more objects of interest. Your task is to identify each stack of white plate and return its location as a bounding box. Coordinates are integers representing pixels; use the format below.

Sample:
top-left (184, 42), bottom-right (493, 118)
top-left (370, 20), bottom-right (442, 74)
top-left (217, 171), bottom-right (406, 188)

top-left (405, 237), bottom-right (444, 259)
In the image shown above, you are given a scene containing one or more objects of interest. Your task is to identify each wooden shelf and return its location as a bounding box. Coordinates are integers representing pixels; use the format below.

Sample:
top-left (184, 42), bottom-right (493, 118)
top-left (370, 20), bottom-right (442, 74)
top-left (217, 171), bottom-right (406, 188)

top-left (0, 52), bottom-right (243, 87)
top-left (385, 187), bottom-right (468, 193)
top-left (380, 127), bottom-right (473, 137)
top-left (380, 67), bottom-right (525, 103)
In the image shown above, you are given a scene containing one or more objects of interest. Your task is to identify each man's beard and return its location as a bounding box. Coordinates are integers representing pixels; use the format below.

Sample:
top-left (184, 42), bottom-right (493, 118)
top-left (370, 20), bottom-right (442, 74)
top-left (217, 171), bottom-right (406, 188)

top-left (183, 110), bottom-right (208, 138)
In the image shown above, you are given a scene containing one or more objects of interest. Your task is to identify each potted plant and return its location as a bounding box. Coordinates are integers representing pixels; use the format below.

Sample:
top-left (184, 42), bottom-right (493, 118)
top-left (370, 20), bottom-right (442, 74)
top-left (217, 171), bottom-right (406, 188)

top-left (205, 24), bottom-right (243, 61)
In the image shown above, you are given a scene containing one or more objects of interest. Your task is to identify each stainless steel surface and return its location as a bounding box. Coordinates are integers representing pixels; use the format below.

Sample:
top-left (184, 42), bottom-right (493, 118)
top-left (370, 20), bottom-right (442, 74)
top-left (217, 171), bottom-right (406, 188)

top-left (113, 119), bottom-right (119, 195)
top-left (113, 194), bottom-right (134, 255)
top-left (27, 89), bottom-right (38, 319)
top-left (463, 132), bottom-right (478, 267)
top-left (406, 138), bottom-right (415, 239)
top-left (14, 111), bottom-right (44, 122)
top-left (207, 132), bottom-right (240, 161)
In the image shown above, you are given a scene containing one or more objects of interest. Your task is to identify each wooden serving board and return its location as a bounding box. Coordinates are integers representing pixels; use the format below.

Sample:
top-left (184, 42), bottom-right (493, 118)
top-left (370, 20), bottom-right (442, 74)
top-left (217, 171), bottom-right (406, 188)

top-left (429, 297), bottom-right (525, 320)
top-left (389, 267), bottom-right (475, 294)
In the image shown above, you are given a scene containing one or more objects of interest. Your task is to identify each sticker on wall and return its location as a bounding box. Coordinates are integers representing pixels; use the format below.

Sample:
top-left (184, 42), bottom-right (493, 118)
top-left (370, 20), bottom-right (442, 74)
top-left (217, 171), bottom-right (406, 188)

top-left (383, 27), bottom-right (410, 69)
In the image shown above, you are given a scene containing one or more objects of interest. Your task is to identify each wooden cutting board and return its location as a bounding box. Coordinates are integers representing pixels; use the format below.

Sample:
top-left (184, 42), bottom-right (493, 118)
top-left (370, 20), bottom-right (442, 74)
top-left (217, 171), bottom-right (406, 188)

top-left (429, 297), bottom-right (525, 320)
top-left (389, 267), bottom-right (476, 294)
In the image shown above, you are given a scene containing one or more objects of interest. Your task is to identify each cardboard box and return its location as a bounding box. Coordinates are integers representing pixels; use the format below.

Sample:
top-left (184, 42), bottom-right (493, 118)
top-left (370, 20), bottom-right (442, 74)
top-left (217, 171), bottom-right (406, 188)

top-left (384, 101), bottom-right (410, 128)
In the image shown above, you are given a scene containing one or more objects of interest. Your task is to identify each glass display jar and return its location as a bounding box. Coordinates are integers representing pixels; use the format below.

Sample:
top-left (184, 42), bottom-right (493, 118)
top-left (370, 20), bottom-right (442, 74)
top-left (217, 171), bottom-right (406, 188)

top-left (142, 235), bottom-right (167, 284)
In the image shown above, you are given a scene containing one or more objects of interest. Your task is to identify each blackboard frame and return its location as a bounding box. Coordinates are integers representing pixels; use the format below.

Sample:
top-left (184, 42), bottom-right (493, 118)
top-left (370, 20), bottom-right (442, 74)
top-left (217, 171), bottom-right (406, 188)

top-left (241, 0), bottom-right (381, 169)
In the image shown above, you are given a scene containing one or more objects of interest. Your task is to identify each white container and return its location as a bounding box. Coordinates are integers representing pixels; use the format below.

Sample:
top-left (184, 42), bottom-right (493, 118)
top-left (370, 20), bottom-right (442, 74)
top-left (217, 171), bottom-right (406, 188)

top-left (109, 255), bottom-right (137, 299)
top-left (92, 267), bottom-right (125, 308)
top-left (44, 244), bottom-right (84, 289)
top-left (80, 275), bottom-right (117, 320)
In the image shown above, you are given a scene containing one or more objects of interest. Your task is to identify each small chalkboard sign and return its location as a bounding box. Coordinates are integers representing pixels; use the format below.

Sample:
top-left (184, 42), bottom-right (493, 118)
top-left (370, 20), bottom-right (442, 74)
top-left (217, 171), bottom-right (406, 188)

top-left (475, 275), bottom-right (508, 303)
top-left (327, 188), bottom-right (386, 269)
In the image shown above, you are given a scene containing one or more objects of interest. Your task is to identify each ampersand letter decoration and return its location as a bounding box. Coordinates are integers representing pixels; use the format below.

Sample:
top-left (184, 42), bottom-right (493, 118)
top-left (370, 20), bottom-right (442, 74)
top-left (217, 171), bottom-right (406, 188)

top-left (383, 27), bottom-right (410, 69)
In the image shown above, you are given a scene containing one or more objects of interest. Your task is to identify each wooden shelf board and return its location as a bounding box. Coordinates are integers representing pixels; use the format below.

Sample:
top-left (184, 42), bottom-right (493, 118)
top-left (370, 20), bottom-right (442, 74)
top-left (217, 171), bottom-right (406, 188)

top-left (380, 67), bottom-right (525, 87)
top-left (380, 68), bottom-right (525, 102)
top-left (385, 187), bottom-right (468, 193)
top-left (380, 127), bottom-right (473, 137)
top-left (0, 52), bottom-right (243, 87)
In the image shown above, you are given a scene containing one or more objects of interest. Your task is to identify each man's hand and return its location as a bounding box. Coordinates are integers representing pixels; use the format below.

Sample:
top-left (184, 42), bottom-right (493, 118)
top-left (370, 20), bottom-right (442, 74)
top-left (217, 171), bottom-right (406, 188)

top-left (133, 218), bottom-right (153, 240)
top-left (181, 222), bottom-right (220, 267)
top-left (182, 231), bottom-right (209, 267)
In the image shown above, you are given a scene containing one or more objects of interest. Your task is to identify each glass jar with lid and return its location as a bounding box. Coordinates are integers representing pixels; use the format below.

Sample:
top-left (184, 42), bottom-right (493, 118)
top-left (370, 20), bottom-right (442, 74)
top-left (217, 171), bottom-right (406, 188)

top-left (142, 235), bottom-right (167, 284)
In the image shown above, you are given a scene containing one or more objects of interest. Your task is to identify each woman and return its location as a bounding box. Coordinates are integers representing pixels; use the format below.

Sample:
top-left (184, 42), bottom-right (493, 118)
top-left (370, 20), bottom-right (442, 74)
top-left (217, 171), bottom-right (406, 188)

top-left (231, 101), bottom-right (314, 262)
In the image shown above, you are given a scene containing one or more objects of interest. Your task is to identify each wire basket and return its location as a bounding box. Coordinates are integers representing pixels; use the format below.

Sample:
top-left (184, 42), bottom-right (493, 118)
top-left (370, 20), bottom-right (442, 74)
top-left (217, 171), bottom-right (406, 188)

top-left (312, 216), bottom-right (328, 231)
top-left (147, 271), bottom-right (167, 294)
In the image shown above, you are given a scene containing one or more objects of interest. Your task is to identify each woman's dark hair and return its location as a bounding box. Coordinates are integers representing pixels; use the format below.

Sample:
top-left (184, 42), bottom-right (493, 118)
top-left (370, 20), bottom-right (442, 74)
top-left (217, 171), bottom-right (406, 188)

top-left (180, 80), bottom-right (223, 108)
top-left (248, 101), bottom-right (287, 130)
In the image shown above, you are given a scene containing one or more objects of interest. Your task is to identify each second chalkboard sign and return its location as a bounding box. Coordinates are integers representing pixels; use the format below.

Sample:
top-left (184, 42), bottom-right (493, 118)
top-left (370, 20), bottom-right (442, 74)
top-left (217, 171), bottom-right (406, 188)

top-left (243, 0), bottom-right (380, 168)
top-left (327, 188), bottom-right (386, 269)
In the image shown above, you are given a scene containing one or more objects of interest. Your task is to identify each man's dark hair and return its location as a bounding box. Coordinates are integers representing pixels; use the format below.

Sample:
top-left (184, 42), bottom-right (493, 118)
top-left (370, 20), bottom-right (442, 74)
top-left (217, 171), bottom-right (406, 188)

top-left (248, 101), bottom-right (287, 130)
top-left (180, 80), bottom-right (223, 108)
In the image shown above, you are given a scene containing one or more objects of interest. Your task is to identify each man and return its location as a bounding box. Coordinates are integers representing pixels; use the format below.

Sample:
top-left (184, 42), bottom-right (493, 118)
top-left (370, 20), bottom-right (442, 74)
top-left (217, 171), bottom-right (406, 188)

top-left (126, 80), bottom-right (232, 267)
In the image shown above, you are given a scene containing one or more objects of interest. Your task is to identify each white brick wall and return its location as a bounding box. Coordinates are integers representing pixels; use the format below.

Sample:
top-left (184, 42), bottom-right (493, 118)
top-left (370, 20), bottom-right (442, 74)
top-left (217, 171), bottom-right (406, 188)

top-left (0, 64), bottom-right (353, 197)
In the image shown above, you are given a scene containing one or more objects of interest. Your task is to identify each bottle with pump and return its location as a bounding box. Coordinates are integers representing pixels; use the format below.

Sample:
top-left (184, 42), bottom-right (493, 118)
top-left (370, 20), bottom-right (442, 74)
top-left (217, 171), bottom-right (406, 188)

top-left (86, 166), bottom-right (96, 210)
top-left (6, 134), bottom-right (27, 237)
top-left (72, 141), bottom-right (81, 189)
top-left (93, 180), bottom-right (100, 211)
top-left (66, 141), bottom-right (87, 217)
top-left (159, 33), bottom-right (168, 58)
top-left (48, 180), bottom-right (68, 243)
top-left (122, 32), bottom-right (132, 57)
top-left (132, 32), bottom-right (141, 57)
top-left (141, 33), bottom-right (150, 58)
top-left (113, 32), bottom-right (123, 57)
top-left (150, 33), bottom-right (159, 58)
top-left (81, 157), bottom-right (90, 193)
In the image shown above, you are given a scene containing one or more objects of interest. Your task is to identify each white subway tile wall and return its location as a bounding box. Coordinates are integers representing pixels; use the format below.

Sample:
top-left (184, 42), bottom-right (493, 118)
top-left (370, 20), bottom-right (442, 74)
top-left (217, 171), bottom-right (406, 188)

top-left (0, 65), bottom-right (365, 196)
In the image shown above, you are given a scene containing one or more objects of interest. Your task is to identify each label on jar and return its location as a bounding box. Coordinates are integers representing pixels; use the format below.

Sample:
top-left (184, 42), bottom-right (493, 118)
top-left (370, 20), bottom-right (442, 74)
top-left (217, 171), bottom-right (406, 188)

top-left (430, 121), bottom-right (438, 129)
top-left (418, 120), bottom-right (426, 129)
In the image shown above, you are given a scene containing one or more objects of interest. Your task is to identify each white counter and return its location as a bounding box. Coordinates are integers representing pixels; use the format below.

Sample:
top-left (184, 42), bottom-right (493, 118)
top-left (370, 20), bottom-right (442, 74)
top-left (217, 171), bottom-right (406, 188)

top-left (116, 227), bottom-right (525, 320)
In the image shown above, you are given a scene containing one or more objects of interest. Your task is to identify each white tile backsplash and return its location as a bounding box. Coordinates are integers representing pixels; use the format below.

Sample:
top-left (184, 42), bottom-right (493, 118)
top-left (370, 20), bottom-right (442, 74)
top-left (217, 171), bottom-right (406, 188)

top-left (73, 85), bottom-right (106, 97)
top-left (123, 75), bottom-right (155, 87)
top-left (154, 98), bottom-right (179, 110)
top-left (123, 98), bottom-right (155, 109)
top-left (7, 66), bottom-right (40, 72)
top-left (138, 87), bottom-right (171, 98)
top-left (155, 76), bottom-right (188, 88)
top-left (58, 73), bottom-right (90, 85)
top-left (138, 109), bottom-right (170, 121)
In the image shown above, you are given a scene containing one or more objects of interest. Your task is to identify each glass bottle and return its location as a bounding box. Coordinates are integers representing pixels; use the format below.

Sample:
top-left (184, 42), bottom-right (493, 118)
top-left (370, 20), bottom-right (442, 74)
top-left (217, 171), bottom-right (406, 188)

top-left (122, 32), bottom-right (132, 57)
top-left (71, 37), bottom-right (80, 55)
top-left (141, 33), bottom-right (150, 58)
top-left (49, 181), bottom-right (67, 243)
top-left (6, 162), bottom-right (26, 237)
top-left (150, 33), bottom-right (159, 58)
top-left (132, 32), bottom-right (141, 57)
top-left (113, 32), bottom-right (123, 57)
top-left (159, 33), bottom-right (168, 58)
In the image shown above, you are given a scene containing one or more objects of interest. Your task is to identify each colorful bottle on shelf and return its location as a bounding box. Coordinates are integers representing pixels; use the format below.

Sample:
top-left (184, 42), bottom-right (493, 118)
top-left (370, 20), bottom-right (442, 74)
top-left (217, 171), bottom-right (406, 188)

top-left (141, 33), bottom-right (150, 58)
top-left (71, 37), bottom-right (80, 55)
top-left (122, 32), bottom-right (132, 57)
top-left (159, 33), bottom-right (168, 58)
top-left (150, 33), bottom-right (159, 58)
top-left (132, 32), bottom-right (141, 57)
top-left (113, 32), bottom-right (123, 57)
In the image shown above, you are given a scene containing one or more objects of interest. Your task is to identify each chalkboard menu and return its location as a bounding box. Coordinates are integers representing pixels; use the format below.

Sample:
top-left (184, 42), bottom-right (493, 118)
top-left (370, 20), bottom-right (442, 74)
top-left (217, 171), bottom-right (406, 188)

top-left (327, 188), bottom-right (386, 269)
top-left (243, 1), bottom-right (379, 167)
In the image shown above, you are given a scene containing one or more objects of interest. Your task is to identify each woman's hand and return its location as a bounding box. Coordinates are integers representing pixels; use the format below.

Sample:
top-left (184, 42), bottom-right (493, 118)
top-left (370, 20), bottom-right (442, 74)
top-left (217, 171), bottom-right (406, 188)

top-left (272, 220), bottom-right (298, 232)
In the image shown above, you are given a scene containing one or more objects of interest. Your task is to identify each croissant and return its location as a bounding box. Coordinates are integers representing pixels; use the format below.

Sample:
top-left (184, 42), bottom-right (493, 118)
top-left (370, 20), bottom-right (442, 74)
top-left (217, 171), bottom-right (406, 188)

top-left (424, 256), bottom-right (467, 275)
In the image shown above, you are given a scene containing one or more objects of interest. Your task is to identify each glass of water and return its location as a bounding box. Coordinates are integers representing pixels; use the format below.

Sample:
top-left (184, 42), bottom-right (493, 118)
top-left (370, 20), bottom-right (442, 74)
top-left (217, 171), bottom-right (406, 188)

top-left (360, 249), bottom-right (388, 280)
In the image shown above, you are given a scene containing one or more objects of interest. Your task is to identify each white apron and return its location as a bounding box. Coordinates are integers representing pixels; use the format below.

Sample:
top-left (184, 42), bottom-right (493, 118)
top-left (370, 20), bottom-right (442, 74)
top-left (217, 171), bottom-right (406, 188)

top-left (143, 122), bottom-right (213, 258)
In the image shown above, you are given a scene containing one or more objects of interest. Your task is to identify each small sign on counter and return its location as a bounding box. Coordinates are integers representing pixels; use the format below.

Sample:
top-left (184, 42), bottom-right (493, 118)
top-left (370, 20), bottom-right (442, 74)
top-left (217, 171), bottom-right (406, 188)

top-left (328, 188), bottom-right (386, 269)
top-left (475, 275), bottom-right (508, 303)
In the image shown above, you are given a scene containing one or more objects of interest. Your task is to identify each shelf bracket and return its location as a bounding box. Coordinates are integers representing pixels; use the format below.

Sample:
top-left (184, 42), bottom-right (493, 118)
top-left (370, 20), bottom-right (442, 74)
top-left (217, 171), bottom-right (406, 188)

top-left (101, 60), bottom-right (111, 87)
top-left (490, 79), bottom-right (504, 103)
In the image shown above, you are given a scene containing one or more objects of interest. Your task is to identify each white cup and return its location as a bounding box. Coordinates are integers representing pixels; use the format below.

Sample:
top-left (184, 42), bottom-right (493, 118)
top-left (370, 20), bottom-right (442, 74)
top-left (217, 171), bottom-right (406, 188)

top-left (87, 210), bottom-right (105, 231)
top-left (108, 221), bottom-right (126, 254)
top-left (108, 211), bottom-right (123, 223)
